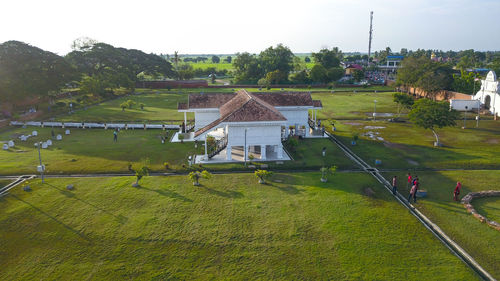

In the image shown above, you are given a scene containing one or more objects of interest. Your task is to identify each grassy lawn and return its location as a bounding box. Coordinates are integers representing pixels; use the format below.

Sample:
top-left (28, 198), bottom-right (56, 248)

top-left (474, 197), bottom-right (500, 224)
top-left (312, 91), bottom-right (399, 120)
top-left (0, 127), bottom-right (202, 175)
top-left (383, 170), bottom-right (500, 278)
top-left (0, 128), bottom-right (357, 175)
top-left (327, 119), bottom-right (500, 170)
top-left (0, 173), bottom-right (478, 280)
top-left (0, 179), bottom-right (12, 188)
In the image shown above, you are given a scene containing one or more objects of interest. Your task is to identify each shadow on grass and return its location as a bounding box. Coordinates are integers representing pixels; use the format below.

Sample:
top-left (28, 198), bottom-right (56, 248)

top-left (140, 185), bottom-right (193, 202)
top-left (10, 194), bottom-right (92, 243)
top-left (45, 183), bottom-right (128, 224)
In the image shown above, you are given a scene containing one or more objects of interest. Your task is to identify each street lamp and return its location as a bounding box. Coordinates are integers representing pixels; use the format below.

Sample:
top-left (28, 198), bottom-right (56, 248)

top-left (373, 100), bottom-right (377, 121)
top-left (463, 106), bottom-right (468, 129)
top-left (476, 100), bottom-right (480, 128)
top-left (36, 142), bottom-right (45, 183)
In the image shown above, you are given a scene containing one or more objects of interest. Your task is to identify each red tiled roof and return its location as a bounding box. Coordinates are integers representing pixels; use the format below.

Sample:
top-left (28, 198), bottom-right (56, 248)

top-left (194, 90), bottom-right (286, 137)
top-left (188, 93), bottom-right (235, 108)
top-left (185, 92), bottom-right (316, 110)
top-left (313, 100), bottom-right (323, 108)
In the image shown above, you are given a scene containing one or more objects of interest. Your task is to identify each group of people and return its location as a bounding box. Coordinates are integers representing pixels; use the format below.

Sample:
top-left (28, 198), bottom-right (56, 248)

top-left (391, 172), bottom-right (463, 204)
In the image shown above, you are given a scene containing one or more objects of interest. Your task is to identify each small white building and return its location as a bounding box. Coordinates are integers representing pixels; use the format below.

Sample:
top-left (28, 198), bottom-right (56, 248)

top-left (178, 90), bottom-right (323, 162)
top-left (473, 70), bottom-right (500, 118)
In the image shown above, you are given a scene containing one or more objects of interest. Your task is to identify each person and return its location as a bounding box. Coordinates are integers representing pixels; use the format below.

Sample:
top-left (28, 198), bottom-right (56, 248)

top-left (453, 181), bottom-right (462, 201)
top-left (408, 184), bottom-right (416, 202)
top-left (407, 173), bottom-right (412, 189)
top-left (113, 129), bottom-right (118, 142)
top-left (392, 176), bottom-right (397, 195)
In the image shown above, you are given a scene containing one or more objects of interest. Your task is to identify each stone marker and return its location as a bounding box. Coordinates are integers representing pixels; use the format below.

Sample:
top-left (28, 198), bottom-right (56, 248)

top-left (23, 185), bottom-right (31, 192)
top-left (46, 140), bottom-right (52, 146)
top-left (66, 184), bottom-right (74, 190)
top-left (20, 135), bottom-right (27, 141)
top-left (3, 144), bottom-right (8, 150)
top-left (41, 142), bottom-right (48, 149)
top-left (8, 140), bottom-right (14, 147)
top-left (32, 131), bottom-right (38, 136)
top-left (65, 129), bottom-right (70, 135)
top-left (56, 134), bottom-right (62, 140)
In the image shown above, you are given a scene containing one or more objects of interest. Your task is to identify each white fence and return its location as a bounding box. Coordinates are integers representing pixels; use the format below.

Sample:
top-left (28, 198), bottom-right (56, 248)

top-left (10, 121), bottom-right (180, 130)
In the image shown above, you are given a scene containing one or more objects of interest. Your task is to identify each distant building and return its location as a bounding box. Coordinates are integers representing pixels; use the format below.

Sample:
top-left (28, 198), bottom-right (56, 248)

top-left (473, 70), bottom-right (500, 118)
top-left (344, 64), bottom-right (363, 75)
top-left (378, 55), bottom-right (404, 73)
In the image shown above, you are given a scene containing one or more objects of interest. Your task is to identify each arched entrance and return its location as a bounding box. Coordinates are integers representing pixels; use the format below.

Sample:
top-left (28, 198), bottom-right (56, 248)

top-left (485, 95), bottom-right (491, 110)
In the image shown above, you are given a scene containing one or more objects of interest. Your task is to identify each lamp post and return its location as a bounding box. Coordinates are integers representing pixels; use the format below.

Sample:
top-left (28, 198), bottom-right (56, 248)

top-left (373, 100), bottom-right (377, 121)
top-left (476, 100), bottom-right (480, 128)
top-left (244, 128), bottom-right (247, 167)
top-left (36, 142), bottom-right (45, 183)
top-left (463, 106), bottom-right (468, 129)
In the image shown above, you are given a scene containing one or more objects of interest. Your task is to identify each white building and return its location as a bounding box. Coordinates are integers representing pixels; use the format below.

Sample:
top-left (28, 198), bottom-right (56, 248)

top-left (178, 89), bottom-right (323, 162)
top-left (473, 70), bottom-right (500, 118)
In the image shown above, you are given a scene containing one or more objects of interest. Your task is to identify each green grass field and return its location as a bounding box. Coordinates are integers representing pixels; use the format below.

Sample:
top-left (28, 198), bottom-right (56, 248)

top-left (326, 119), bottom-right (500, 170)
top-left (0, 179), bottom-right (12, 188)
top-left (0, 128), bottom-right (357, 175)
top-left (0, 173), bottom-right (478, 280)
top-left (383, 170), bottom-right (500, 278)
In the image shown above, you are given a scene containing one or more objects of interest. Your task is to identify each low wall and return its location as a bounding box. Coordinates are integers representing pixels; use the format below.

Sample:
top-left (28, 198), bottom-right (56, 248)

top-left (403, 87), bottom-right (472, 101)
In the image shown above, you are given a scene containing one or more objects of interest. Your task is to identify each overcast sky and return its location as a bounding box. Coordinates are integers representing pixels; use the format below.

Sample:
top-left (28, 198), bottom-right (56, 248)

top-left (1, 0), bottom-right (499, 55)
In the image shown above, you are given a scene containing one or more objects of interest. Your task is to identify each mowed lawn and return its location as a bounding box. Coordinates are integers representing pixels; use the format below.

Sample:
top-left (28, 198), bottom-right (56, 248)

top-left (56, 90), bottom-right (193, 122)
top-left (0, 127), bottom-right (357, 175)
top-left (0, 127), bottom-right (202, 175)
top-left (328, 119), bottom-right (500, 170)
top-left (0, 173), bottom-right (478, 280)
top-left (384, 170), bottom-right (500, 278)
top-left (312, 91), bottom-right (398, 120)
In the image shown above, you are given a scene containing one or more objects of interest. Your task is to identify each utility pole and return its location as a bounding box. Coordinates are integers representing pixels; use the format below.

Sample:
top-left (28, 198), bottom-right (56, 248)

top-left (37, 142), bottom-right (45, 183)
top-left (368, 11), bottom-right (374, 61)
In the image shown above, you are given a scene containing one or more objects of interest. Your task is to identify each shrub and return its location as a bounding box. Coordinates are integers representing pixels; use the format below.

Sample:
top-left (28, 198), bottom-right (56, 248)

top-left (255, 169), bottom-right (272, 184)
top-left (188, 170), bottom-right (212, 186)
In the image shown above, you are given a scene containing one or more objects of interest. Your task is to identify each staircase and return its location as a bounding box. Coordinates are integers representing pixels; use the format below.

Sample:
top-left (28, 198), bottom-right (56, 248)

top-left (208, 135), bottom-right (228, 159)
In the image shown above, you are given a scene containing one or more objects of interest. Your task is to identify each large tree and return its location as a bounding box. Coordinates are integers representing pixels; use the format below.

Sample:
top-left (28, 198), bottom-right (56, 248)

top-left (66, 42), bottom-right (174, 94)
top-left (232, 52), bottom-right (263, 84)
top-left (312, 48), bottom-right (341, 69)
top-left (0, 41), bottom-right (77, 102)
top-left (259, 44), bottom-right (295, 83)
top-left (408, 99), bottom-right (460, 146)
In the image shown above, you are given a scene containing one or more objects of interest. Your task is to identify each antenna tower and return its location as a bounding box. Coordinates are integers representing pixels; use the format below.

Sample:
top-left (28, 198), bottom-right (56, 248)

top-left (368, 11), bottom-right (373, 60)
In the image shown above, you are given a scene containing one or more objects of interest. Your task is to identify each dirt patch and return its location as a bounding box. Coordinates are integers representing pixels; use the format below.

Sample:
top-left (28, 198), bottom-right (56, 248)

top-left (486, 139), bottom-right (499, 144)
top-left (363, 187), bottom-right (375, 197)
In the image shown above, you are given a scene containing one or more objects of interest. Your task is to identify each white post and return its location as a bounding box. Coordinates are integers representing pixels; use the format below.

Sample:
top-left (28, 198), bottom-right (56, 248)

top-left (244, 145), bottom-right (248, 162)
top-left (204, 136), bottom-right (208, 160)
top-left (226, 145), bottom-right (232, 160)
top-left (277, 143), bottom-right (283, 159)
top-left (260, 145), bottom-right (266, 160)
top-left (184, 112), bottom-right (187, 128)
top-left (493, 92), bottom-right (497, 120)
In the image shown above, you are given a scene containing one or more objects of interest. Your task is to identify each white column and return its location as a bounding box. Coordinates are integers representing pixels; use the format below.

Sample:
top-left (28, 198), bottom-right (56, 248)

top-left (226, 145), bottom-right (232, 160)
top-left (184, 112), bottom-right (187, 132)
top-left (261, 145), bottom-right (266, 160)
top-left (244, 145), bottom-right (248, 161)
top-left (277, 143), bottom-right (283, 159)
top-left (204, 137), bottom-right (208, 160)
top-left (305, 123), bottom-right (310, 137)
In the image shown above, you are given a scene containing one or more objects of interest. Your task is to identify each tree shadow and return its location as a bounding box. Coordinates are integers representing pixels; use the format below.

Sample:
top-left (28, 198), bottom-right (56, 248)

top-left (10, 194), bottom-right (92, 243)
top-left (140, 185), bottom-right (193, 202)
top-left (45, 183), bottom-right (128, 224)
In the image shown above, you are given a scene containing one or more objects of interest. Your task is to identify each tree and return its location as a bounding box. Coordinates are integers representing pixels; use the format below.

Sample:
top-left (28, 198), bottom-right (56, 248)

top-left (177, 64), bottom-right (194, 80)
top-left (0, 41), bottom-right (77, 102)
top-left (289, 70), bottom-right (310, 84)
top-left (326, 67), bottom-right (345, 82)
top-left (120, 102), bottom-right (128, 111)
top-left (233, 52), bottom-right (263, 84)
top-left (71, 37), bottom-right (98, 51)
top-left (320, 166), bottom-right (337, 182)
top-left (126, 100), bottom-right (136, 108)
top-left (408, 99), bottom-right (460, 146)
top-left (393, 93), bottom-right (414, 117)
top-left (312, 48), bottom-right (341, 69)
top-left (452, 70), bottom-right (480, 94)
top-left (309, 64), bottom-right (328, 83)
top-left (188, 170), bottom-right (212, 186)
top-left (265, 70), bottom-right (288, 84)
top-left (254, 169), bottom-right (273, 184)
top-left (304, 56), bottom-right (311, 63)
top-left (224, 56), bottom-right (232, 63)
top-left (133, 158), bottom-right (150, 186)
top-left (211, 55), bottom-right (220, 63)
top-left (352, 69), bottom-right (365, 82)
top-left (259, 44), bottom-right (295, 81)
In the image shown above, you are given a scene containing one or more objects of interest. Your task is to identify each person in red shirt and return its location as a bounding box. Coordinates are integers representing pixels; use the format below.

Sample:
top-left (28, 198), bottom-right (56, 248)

top-left (407, 173), bottom-right (412, 190)
top-left (453, 182), bottom-right (462, 201)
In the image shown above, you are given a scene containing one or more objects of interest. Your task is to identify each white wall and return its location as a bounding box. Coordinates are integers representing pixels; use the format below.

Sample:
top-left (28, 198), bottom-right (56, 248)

top-left (276, 107), bottom-right (310, 127)
top-left (450, 100), bottom-right (480, 111)
top-left (194, 110), bottom-right (220, 131)
top-left (227, 124), bottom-right (282, 147)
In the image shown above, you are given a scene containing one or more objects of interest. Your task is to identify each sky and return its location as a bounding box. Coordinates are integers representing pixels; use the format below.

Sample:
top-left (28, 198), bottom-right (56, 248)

top-left (1, 0), bottom-right (499, 55)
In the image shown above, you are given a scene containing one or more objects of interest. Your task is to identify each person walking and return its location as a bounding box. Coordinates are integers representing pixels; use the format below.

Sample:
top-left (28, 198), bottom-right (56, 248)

top-left (453, 181), bottom-right (462, 201)
top-left (392, 176), bottom-right (397, 195)
top-left (113, 129), bottom-right (118, 142)
top-left (407, 173), bottom-right (412, 190)
top-left (408, 184), bottom-right (416, 203)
